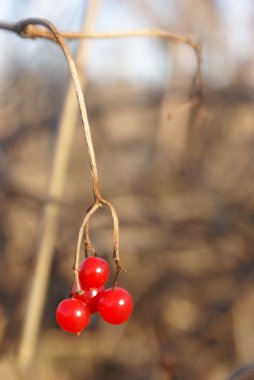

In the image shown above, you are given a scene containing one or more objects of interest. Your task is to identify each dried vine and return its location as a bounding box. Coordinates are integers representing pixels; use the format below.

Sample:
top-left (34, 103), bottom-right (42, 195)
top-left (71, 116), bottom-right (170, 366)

top-left (0, 18), bottom-right (203, 291)
top-left (0, 21), bottom-right (202, 96)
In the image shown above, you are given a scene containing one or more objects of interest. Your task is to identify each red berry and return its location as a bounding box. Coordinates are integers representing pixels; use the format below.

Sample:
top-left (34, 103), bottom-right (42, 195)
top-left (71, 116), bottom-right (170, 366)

top-left (72, 285), bottom-right (105, 313)
top-left (56, 298), bottom-right (90, 333)
top-left (98, 287), bottom-right (133, 325)
top-left (79, 256), bottom-right (110, 289)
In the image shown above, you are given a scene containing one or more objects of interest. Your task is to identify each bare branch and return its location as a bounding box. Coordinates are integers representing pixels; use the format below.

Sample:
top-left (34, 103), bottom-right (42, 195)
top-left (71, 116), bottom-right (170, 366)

top-left (0, 20), bottom-right (202, 98)
top-left (0, 16), bottom-right (203, 290)
top-left (15, 4), bottom-right (101, 372)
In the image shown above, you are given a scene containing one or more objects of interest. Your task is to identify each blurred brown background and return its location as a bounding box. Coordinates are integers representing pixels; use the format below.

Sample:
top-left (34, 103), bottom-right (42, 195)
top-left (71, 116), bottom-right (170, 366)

top-left (1, 1), bottom-right (254, 379)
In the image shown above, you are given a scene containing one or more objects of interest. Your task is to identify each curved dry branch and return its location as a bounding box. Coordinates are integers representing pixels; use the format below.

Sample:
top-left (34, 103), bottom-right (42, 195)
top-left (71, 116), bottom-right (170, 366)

top-left (0, 21), bottom-right (202, 97)
top-left (4, 18), bottom-right (124, 287)
top-left (0, 18), bottom-right (203, 287)
top-left (17, 18), bottom-right (101, 199)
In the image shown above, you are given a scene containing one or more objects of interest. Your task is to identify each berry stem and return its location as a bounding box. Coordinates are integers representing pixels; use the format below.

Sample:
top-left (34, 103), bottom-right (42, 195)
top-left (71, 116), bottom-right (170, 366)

top-left (74, 201), bottom-right (102, 293)
top-left (84, 217), bottom-right (96, 257)
top-left (18, 18), bottom-right (101, 198)
top-left (99, 197), bottom-right (126, 276)
top-left (14, 18), bottom-right (126, 290)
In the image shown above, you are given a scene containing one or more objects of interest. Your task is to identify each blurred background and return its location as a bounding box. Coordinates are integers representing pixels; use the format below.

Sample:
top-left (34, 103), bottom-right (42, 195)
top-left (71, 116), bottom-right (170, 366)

top-left (1, 1), bottom-right (254, 379)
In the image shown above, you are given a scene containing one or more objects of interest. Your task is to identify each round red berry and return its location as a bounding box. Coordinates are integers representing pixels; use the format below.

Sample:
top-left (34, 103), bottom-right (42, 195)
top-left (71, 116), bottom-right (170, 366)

top-left (79, 256), bottom-right (110, 289)
top-left (98, 287), bottom-right (133, 325)
top-left (72, 285), bottom-right (105, 313)
top-left (56, 298), bottom-right (90, 333)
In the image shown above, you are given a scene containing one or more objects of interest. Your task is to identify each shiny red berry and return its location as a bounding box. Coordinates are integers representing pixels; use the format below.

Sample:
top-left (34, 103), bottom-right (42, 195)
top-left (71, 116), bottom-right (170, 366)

top-left (98, 287), bottom-right (133, 325)
top-left (88, 287), bottom-right (105, 313)
top-left (56, 298), bottom-right (90, 333)
top-left (79, 256), bottom-right (110, 289)
top-left (72, 285), bottom-right (105, 313)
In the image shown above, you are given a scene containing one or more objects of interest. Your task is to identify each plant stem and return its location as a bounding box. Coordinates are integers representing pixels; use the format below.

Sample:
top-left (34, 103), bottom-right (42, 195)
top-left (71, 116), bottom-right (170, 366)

top-left (16, 2), bottom-right (100, 372)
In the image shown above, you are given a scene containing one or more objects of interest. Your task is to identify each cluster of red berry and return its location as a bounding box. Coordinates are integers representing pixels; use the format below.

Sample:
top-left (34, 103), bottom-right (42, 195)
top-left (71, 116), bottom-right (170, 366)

top-left (56, 257), bottom-right (133, 334)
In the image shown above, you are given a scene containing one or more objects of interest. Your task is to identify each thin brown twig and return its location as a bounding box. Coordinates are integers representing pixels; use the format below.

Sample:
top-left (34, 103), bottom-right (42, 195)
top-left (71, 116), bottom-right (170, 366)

top-left (0, 18), bottom-right (203, 288)
top-left (19, 23), bottom-right (203, 261)
top-left (74, 201), bottom-right (102, 293)
top-left (7, 18), bottom-right (126, 288)
top-left (100, 197), bottom-right (126, 272)
top-left (0, 21), bottom-right (202, 97)
top-left (23, 19), bottom-right (101, 198)
top-left (16, 23), bottom-right (198, 46)
top-left (84, 222), bottom-right (96, 257)
top-left (16, 4), bottom-right (101, 371)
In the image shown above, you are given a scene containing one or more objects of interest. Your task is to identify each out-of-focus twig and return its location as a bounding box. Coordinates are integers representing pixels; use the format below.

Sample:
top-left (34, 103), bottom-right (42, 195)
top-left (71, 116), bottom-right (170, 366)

top-left (167, 97), bottom-right (200, 120)
top-left (225, 362), bottom-right (254, 380)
